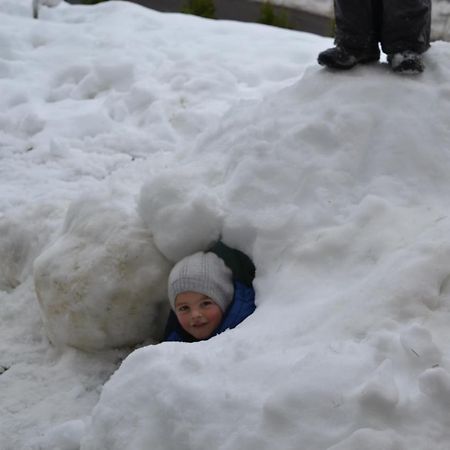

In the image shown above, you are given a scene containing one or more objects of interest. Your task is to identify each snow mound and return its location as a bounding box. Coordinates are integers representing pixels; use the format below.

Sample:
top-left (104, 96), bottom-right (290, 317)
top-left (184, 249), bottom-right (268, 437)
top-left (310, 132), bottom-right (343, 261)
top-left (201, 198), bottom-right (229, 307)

top-left (4, 1), bottom-right (450, 449)
top-left (81, 44), bottom-right (450, 450)
top-left (34, 197), bottom-right (171, 351)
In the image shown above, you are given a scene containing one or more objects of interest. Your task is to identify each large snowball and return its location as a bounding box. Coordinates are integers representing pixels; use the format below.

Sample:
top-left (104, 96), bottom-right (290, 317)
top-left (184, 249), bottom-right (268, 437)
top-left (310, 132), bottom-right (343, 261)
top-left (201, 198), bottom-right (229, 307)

top-left (34, 198), bottom-right (172, 351)
top-left (138, 172), bottom-right (223, 262)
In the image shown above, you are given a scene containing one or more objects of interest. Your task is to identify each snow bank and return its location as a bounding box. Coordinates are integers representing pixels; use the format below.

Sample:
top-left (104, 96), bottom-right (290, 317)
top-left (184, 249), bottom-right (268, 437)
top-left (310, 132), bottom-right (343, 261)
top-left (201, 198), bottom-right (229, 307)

top-left (34, 197), bottom-right (171, 350)
top-left (81, 43), bottom-right (450, 449)
top-left (1, 3), bottom-right (324, 444)
top-left (3, 1), bottom-right (450, 449)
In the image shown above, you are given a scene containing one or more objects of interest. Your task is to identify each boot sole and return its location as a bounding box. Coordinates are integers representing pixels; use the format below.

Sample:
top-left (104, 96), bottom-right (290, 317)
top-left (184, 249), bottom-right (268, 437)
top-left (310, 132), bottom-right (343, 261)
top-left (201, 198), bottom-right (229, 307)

top-left (318, 55), bottom-right (380, 70)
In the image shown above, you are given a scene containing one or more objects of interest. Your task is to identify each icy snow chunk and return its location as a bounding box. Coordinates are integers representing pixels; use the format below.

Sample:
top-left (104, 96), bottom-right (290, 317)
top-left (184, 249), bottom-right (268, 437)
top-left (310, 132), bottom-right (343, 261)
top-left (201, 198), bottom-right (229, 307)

top-left (138, 173), bottom-right (223, 262)
top-left (34, 197), bottom-right (171, 351)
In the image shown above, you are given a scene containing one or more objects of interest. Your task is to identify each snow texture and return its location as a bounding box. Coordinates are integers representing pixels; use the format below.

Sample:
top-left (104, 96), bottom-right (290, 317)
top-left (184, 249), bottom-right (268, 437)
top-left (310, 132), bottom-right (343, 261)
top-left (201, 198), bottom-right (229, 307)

top-left (2, 0), bottom-right (450, 449)
top-left (0, 218), bottom-right (35, 291)
top-left (138, 174), bottom-right (224, 262)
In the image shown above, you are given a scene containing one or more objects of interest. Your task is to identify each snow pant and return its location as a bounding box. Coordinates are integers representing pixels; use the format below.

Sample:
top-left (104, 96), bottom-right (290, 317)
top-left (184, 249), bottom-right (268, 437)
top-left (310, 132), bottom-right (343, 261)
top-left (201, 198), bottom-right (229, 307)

top-left (334, 0), bottom-right (431, 54)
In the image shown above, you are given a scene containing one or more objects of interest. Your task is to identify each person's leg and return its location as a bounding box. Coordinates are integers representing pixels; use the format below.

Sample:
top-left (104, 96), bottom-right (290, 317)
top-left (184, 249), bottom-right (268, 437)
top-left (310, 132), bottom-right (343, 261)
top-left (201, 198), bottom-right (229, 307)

top-left (318, 0), bottom-right (380, 70)
top-left (382, 0), bottom-right (431, 54)
top-left (382, 0), bottom-right (431, 73)
top-left (334, 0), bottom-right (378, 51)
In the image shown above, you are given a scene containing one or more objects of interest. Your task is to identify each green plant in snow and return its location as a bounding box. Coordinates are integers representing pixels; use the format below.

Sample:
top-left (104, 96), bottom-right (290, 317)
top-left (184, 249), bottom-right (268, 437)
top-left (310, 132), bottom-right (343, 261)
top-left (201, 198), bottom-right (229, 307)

top-left (182, 0), bottom-right (215, 19)
top-left (259, 1), bottom-right (290, 29)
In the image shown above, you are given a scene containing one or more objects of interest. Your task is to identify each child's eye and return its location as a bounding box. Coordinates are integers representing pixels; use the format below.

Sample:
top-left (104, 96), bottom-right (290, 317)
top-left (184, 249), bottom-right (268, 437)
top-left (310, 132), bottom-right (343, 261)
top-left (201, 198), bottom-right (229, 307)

top-left (177, 305), bottom-right (189, 313)
top-left (201, 299), bottom-right (214, 307)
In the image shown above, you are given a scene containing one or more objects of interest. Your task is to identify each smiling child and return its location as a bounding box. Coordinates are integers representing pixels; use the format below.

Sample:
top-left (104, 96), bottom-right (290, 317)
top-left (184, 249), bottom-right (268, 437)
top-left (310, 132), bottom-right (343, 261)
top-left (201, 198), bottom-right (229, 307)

top-left (164, 247), bottom-right (256, 342)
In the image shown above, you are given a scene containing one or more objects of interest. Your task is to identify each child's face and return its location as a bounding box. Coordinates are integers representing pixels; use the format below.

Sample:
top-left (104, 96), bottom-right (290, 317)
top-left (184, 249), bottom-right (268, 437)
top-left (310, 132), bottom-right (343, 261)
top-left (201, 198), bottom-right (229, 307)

top-left (174, 292), bottom-right (223, 341)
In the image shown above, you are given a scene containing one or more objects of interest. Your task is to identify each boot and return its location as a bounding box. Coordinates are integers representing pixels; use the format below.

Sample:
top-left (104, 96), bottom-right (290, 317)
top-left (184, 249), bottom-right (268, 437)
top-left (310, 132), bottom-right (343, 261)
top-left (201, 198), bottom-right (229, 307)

top-left (318, 46), bottom-right (380, 70)
top-left (387, 51), bottom-right (424, 74)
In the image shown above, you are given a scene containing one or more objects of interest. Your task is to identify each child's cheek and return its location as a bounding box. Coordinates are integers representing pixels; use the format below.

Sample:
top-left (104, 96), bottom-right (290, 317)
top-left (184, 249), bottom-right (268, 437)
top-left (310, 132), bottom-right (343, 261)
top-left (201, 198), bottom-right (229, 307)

top-left (176, 313), bottom-right (190, 332)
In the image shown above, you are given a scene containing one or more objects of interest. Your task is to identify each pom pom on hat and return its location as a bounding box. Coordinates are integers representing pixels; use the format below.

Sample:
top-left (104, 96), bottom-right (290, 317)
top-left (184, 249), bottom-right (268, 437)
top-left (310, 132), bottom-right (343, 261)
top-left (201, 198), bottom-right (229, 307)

top-left (168, 252), bottom-right (234, 312)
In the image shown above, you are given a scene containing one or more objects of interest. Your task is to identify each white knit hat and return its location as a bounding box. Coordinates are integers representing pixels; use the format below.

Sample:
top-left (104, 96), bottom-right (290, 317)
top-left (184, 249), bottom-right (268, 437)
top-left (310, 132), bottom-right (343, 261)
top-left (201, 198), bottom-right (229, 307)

top-left (168, 252), bottom-right (234, 312)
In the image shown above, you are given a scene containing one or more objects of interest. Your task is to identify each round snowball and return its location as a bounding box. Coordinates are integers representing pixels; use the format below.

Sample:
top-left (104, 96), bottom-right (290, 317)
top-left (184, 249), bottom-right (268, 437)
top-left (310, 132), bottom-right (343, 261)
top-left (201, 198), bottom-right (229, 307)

top-left (34, 198), bottom-right (171, 351)
top-left (138, 172), bottom-right (223, 262)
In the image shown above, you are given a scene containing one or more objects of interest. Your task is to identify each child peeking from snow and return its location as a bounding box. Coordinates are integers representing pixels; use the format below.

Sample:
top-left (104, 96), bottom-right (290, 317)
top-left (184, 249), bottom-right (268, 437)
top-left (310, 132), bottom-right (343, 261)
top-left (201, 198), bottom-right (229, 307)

top-left (164, 242), bottom-right (256, 342)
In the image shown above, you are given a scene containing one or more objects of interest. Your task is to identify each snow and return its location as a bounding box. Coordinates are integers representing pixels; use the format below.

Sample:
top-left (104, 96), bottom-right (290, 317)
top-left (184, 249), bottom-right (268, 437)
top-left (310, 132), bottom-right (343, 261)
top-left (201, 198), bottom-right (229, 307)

top-left (2, 0), bottom-right (450, 449)
top-left (34, 197), bottom-right (171, 350)
top-left (433, 1), bottom-right (450, 40)
top-left (139, 175), bottom-right (224, 262)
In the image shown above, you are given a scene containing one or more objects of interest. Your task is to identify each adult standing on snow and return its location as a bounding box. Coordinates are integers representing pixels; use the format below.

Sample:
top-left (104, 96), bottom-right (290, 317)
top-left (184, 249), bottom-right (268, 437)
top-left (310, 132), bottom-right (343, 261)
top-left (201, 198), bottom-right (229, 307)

top-left (318, 0), bottom-right (431, 73)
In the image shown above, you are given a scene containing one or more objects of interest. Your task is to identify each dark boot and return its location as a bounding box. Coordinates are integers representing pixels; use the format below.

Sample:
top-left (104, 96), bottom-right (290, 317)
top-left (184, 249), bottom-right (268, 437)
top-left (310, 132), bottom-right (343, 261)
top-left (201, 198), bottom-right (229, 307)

top-left (387, 51), bottom-right (424, 74)
top-left (318, 46), bottom-right (380, 70)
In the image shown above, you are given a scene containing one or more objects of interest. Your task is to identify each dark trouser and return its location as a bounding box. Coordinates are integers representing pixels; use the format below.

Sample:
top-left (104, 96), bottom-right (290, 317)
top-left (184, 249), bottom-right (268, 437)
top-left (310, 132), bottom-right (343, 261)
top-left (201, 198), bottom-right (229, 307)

top-left (334, 0), bottom-right (431, 54)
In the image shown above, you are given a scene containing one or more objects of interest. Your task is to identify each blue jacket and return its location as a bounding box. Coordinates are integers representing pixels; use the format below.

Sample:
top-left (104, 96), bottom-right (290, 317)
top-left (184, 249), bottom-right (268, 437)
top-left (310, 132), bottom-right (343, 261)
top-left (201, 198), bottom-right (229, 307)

top-left (164, 281), bottom-right (256, 342)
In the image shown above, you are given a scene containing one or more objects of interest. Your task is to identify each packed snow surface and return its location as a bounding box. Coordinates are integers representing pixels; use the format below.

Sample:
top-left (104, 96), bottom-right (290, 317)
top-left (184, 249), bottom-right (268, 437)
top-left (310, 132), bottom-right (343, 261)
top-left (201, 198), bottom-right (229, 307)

top-left (2, 1), bottom-right (450, 449)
